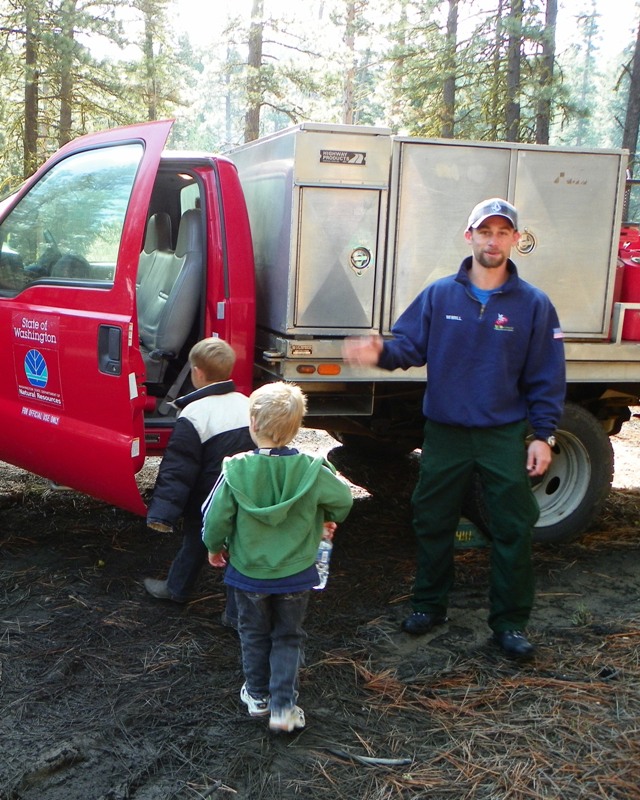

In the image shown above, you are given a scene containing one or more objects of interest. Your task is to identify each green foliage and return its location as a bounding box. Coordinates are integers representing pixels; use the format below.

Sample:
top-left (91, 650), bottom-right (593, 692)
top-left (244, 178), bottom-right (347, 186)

top-left (0, 0), bottom-right (638, 189)
top-left (0, 0), bottom-right (188, 187)
top-left (383, 0), bottom-right (567, 142)
top-left (553, 7), bottom-right (633, 149)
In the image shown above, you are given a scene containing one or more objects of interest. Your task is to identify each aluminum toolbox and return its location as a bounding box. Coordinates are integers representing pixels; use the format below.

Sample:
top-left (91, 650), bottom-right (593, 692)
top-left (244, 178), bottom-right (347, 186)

top-left (386, 137), bottom-right (628, 338)
top-left (229, 123), bottom-right (392, 337)
top-left (231, 125), bottom-right (627, 343)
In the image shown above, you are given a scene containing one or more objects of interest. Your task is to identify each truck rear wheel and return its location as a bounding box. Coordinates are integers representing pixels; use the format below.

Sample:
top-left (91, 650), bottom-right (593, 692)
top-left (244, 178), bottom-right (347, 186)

top-left (529, 402), bottom-right (613, 543)
top-left (457, 402), bottom-right (614, 544)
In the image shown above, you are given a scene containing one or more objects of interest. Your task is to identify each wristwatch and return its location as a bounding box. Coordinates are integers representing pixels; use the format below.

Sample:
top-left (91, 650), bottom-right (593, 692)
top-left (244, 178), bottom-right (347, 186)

top-left (535, 434), bottom-right (556, 447)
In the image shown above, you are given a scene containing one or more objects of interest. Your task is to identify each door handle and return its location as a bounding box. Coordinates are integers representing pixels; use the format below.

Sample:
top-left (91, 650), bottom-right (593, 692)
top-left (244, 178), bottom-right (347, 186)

top-left (98, 325), bottom-right (122, 375)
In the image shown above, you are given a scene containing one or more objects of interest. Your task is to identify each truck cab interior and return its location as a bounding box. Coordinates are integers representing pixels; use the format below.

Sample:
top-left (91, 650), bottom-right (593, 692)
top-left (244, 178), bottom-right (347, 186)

top-left (135, 167), bottom-right (205, 417)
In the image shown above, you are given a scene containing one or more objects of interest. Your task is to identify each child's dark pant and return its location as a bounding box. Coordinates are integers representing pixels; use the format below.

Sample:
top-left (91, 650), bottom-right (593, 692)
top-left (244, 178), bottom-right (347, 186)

top-left (166, 515), bottom-right (207, 601)
top-left (235, 589), bottom-right (309, 713)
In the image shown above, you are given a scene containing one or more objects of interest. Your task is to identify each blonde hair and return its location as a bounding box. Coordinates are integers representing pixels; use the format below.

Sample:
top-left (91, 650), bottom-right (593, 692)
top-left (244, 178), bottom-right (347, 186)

top-left (249, 382), bottom-right (307, 447)
top-left (188, 337), bottom-right (235, 382)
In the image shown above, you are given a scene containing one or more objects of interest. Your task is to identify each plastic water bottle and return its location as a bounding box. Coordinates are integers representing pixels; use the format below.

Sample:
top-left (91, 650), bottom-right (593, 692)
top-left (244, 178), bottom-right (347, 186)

top-left (313, 539), bottom-right (333, 590)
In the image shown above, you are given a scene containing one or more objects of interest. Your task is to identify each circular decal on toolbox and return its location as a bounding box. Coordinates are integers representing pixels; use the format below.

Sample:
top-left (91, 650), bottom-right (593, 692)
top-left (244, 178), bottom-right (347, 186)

top-left (24, 349), bottom-right (49, 388)
top-left (516, 229), bottom-right (536, 256)
top-left (350, 247), bottom-right (372, 272)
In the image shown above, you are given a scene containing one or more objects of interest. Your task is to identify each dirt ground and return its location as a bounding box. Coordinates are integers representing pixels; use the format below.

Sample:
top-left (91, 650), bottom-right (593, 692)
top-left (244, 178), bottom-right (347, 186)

top-left (1, 412), bottom-right (639, 800)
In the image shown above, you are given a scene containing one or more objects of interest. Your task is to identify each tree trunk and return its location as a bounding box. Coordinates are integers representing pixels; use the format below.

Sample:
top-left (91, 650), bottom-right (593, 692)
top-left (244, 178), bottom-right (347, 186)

top-left (58, 0), bottom-right (77, 147)
top-left (140, 1), bottom-right (158, 121)
top-left (576, 3), bottom-right (597, 146)
top-left (342, 0), bottom-right (357, 125)
top-left (441, 0), bottom-right (458, 138)
top-left (225, 46), bottom-right (233, 145)
top-left (389, 0), bottom-right (408, 126)
top-left (622, 21), bottom-right (640, 175)
top-left (535, 0), bottom-right (557, 145)
top-left (23, 1), bottom-right (39, 179)
top-left (244, 0), bottom-right (264, 143)
top-left (506, 0), bottom-right (523, 142)
top-left (489, 0), bottom-right (505, 139)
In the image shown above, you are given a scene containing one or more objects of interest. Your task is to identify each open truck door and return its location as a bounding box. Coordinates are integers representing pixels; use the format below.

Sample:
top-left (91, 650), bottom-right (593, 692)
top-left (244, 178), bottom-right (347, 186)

top-left (0, 120), bottom-right (173, 515)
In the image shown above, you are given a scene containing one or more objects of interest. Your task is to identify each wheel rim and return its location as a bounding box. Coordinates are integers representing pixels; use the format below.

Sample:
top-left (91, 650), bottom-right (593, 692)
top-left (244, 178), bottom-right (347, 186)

top-left (530, 432), bottom-right (592, 528)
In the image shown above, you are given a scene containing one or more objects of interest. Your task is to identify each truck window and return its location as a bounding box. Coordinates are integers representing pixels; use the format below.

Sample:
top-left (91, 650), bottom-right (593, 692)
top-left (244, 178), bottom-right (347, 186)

top-left (180, 179), bottom-right (201, 214)
top-left (0, 143), bottom-right (143, 295)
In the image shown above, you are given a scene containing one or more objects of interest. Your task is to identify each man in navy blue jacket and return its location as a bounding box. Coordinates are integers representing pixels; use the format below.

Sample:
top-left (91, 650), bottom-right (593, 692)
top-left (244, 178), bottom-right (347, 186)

top-left (344, 198), bottom-right (565, 659)
top-left (144, 337), bottom-right (253, 605)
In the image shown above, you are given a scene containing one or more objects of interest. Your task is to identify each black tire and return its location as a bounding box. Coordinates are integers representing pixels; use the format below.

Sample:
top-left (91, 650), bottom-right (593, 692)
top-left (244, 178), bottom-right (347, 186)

top-left (530, 402), bottom-right (613, 543)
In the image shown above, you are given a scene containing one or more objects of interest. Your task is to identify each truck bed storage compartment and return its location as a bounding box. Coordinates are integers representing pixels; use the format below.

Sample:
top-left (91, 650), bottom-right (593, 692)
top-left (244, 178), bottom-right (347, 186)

top-left (232, 126), bottom-right (628, 344)
top-left (386, 139), bottom-right (627, 338)
top-left (230, 123), bottom-right (391, 337)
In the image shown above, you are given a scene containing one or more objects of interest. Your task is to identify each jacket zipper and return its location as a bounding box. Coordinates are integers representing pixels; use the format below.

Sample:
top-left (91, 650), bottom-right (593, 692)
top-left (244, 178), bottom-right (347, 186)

top-left (466, 286), bottom-right (504, 320)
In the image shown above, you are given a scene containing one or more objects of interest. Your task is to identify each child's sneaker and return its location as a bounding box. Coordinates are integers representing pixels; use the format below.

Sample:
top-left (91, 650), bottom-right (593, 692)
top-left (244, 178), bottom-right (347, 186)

top-left (240, 683), bottom-right (270, 717)
top-left (269, 705), bottom-right (306, 732)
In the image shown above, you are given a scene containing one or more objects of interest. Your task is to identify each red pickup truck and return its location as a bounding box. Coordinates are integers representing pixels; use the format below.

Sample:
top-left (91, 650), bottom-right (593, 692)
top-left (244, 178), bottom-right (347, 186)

top-left (0, 120), bottom-right (255, 515)
top-left (2, 118), bottom-right (639, 543)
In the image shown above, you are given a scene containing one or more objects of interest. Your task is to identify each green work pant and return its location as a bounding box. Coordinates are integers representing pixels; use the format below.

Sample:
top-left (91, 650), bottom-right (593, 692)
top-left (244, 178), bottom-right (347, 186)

top-left (410, 419), bottom-right (540, 632)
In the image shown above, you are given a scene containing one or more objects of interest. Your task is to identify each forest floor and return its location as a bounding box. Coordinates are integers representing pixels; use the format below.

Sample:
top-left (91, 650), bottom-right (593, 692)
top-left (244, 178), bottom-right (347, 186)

top-left (1, 412), bottom-right (639, 800)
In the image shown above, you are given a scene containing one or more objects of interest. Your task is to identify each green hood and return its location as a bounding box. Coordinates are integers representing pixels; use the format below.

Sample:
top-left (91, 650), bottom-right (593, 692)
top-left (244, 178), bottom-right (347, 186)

top-left (202, 451), bottom-right (354, 580)
top-left (223, 452), bottom-right (329, 526)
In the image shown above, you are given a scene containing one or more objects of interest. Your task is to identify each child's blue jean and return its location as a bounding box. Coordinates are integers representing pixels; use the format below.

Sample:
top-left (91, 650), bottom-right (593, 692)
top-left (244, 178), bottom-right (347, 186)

top-left (234, 588), bottom-right (309, 713)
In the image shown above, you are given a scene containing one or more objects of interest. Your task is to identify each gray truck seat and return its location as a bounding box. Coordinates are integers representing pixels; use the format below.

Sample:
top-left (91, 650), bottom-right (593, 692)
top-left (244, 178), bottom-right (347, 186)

top-left (136, 212), bottom-right (173, 295)
top-left (139, 208), bottom-right (203, 384)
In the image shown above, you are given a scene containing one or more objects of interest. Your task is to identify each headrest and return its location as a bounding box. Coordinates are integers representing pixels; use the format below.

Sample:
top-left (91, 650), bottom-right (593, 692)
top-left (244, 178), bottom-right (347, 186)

top-left (175, 209), bottom-right (203, 258)
top-left (143, 212), bottom-right (172, 253)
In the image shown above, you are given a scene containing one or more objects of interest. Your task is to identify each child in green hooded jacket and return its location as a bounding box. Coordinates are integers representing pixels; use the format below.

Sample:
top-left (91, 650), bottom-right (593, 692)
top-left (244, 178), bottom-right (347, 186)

top-left (202, 381), bottom-right (353, 733)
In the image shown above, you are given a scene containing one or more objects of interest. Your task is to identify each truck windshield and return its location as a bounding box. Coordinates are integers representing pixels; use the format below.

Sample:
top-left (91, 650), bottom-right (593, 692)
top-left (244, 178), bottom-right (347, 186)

top-left (0, 143), bottom-right (142, 295)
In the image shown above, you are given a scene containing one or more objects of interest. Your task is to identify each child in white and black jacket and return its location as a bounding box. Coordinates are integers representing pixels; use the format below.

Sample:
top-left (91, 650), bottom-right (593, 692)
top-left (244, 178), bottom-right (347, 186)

top-left (143, 337), bottom-right (253, 606)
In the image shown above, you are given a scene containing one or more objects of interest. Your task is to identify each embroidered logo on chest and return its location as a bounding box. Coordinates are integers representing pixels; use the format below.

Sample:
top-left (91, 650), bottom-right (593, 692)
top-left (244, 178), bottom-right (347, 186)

top-left (494, 313), bottom-right (514, 332)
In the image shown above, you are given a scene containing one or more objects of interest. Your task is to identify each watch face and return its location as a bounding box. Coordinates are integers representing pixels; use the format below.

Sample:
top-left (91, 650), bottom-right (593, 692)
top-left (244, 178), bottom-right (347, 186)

top-left (547, 435), bottom-right (556, 448)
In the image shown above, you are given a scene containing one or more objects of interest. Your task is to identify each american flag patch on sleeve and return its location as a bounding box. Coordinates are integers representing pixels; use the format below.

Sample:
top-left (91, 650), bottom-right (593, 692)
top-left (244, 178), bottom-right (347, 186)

top-left (553, 327), bottom-right (564, 339)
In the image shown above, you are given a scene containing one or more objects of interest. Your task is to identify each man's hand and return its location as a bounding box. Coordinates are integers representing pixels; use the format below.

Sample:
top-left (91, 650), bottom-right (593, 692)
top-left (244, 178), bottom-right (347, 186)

top-left (526, 440), bottom-right (552, 477)
top-left (342, 335), bottom-right (384, 367)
